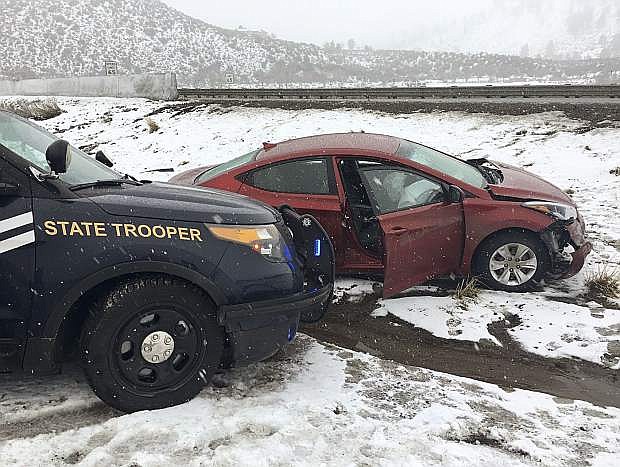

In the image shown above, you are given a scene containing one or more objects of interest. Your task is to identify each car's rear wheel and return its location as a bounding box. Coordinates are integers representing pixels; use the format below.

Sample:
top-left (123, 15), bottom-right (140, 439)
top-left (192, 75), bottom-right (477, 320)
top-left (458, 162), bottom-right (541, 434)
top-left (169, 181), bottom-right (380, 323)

top-left (474, 231), bottom-right (549, 292)
top-left (80, 275), bottom-right (224, 413)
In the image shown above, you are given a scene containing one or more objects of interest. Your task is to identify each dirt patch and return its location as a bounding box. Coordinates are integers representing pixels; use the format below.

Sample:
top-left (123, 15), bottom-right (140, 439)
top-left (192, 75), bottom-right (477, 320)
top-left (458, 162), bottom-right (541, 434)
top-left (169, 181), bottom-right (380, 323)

top-left (446, 429), bottom-right (531, 458)
top-left (303, 294), bottom-right (620, 408)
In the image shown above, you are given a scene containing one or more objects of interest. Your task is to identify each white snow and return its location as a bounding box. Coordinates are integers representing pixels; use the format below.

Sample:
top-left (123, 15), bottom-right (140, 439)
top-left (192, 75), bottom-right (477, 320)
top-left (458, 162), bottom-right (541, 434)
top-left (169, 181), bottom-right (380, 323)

top-left (1, 337), bottom-right (619, 466)
top-left (0, 96), bottom-right (618, 464)
top-left (376, 291), bottom-right (620, 369)
top-left (376, 295), bottom-right (504, 345)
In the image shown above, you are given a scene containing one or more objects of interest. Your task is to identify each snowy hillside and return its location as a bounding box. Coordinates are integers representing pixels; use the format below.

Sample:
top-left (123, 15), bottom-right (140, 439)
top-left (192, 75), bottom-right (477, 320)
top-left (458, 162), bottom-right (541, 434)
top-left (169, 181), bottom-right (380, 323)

top-left (1, 0), bottom-right (619, 86)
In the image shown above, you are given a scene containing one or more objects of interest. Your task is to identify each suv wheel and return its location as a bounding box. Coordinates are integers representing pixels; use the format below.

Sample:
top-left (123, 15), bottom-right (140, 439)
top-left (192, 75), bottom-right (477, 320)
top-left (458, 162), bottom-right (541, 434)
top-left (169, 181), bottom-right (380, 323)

top-left (475, 231), bottom-right (548, 292)
top-left (80, 275), bottom-right (224, 413)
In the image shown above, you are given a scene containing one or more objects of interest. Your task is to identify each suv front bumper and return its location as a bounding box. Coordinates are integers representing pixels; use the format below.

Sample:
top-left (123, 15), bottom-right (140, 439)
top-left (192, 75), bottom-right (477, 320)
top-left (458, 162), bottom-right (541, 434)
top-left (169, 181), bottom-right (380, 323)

top-left (218, 209), bottom-right (335, 366)
top-left (219, 283), bottom-right (333, 365)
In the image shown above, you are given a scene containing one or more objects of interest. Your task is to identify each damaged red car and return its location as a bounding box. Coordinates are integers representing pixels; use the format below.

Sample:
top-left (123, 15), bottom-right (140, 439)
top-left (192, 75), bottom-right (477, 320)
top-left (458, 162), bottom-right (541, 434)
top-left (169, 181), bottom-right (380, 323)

top-left (170, 133), bottom-right (591, 298)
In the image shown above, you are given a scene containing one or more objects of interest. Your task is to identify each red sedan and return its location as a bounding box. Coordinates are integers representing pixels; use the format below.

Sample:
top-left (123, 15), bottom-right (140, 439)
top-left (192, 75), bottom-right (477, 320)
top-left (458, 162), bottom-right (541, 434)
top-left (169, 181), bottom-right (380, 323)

top-left (170, 133), bottom-right (591, 298)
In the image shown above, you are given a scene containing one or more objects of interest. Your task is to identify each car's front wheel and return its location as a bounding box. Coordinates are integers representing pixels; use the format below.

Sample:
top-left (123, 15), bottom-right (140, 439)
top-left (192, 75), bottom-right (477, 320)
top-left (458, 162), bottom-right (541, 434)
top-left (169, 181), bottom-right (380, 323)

top-left (80, 275), bottom-right (224, 413)
top-left (475, 231), bottom-right (549, 292)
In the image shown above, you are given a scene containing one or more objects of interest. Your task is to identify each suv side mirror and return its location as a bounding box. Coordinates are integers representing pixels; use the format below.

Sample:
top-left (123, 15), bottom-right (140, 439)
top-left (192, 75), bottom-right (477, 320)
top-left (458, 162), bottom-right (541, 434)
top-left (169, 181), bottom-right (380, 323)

top-left (447, 185), bottom-right (464, 203)
top-left (0, 182), bottom-right (19, 197)
top-left (96, 150), bottom-right (114, 167)
top-left (45, 140), bottom-right (71, 175)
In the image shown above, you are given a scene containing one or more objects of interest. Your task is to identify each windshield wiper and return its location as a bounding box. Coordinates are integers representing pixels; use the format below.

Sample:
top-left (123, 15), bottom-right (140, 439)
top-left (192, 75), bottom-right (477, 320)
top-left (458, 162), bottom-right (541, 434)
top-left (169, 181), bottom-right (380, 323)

top-left (69, 179), bottom-right (143, 191)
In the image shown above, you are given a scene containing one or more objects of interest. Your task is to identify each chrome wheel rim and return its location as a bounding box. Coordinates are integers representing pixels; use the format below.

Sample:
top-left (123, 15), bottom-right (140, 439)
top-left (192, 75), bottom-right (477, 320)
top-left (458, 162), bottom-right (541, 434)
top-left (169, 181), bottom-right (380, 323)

top-left (489, 242), bottom-right (538, 286)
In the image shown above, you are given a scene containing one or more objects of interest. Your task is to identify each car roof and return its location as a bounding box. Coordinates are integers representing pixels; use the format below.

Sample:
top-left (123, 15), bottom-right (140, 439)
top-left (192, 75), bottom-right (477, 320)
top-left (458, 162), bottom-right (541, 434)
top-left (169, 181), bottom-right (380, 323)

top-left (256, 133), bottom-right (402, 160)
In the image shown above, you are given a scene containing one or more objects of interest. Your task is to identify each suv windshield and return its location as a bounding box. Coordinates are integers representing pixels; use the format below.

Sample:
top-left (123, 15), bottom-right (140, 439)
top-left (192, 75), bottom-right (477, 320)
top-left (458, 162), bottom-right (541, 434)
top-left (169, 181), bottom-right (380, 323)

top-left (0, 111), bottom-right (120, 185)
top-left (195, 149), bottom-right (260, 184)
top-left (396, 140), bottom-right (487, 189)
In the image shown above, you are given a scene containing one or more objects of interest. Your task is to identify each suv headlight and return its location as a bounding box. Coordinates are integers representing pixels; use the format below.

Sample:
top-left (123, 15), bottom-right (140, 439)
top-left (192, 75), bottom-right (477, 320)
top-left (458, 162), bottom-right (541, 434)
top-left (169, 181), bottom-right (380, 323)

top-left (208, 224), bottom-right (289, 262)
top-left (522, 201), bottom-right (577, 221)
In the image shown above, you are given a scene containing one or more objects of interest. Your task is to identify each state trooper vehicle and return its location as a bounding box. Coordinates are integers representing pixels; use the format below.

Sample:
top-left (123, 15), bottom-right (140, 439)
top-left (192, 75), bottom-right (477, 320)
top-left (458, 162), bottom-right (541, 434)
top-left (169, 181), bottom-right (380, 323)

top-left (0, 111), bottom-right (334, 412)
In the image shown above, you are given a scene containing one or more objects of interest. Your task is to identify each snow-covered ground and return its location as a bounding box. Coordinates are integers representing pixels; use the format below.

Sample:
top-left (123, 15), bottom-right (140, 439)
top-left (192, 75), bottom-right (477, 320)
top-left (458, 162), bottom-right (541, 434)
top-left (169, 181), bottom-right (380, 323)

top-left (38, 97), bottom-right (620, 368)
top-left (1, 337), bottom-right (619, 466)
top-left (1, 97), bottom-right (619, 465)
top-left (372, 289), bottom-right (620, 368)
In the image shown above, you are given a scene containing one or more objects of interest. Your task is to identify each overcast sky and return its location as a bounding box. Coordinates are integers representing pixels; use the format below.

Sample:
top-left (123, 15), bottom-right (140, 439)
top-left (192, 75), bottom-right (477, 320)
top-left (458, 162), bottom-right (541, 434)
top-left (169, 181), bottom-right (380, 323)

top-left (160, 0), bottom-right (482, 49)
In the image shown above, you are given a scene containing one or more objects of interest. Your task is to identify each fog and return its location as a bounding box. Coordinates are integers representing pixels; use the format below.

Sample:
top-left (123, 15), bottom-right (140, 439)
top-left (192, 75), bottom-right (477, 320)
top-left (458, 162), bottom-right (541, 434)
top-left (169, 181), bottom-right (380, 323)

top-left (161, 0), bottom-right (618, 58)
top-left (161, 0), bottom-right (484, 49)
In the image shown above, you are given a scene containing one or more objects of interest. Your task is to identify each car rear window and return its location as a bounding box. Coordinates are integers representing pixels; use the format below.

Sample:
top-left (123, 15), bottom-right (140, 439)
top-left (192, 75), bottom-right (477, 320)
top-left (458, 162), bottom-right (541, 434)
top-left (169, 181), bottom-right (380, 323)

top-left (195, 149), bottom-right (260, 184)
top-left (396, 140), bottom-right (487, 189)
top-left (246, 158), bottom-right (334, 195)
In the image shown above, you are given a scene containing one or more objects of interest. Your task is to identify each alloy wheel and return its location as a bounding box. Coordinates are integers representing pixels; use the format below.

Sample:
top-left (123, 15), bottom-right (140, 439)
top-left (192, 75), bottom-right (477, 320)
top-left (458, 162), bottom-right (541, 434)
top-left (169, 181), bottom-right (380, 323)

top-left (489, 242), bottom-right (538, 286)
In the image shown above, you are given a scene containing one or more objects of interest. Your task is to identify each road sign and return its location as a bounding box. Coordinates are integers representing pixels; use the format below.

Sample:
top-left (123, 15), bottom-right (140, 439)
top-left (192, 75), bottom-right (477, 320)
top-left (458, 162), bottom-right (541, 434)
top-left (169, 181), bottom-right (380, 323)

top-left (104, 61), bottom-right (118, 76)
top-left (225, 73), bottom-right (234, 84)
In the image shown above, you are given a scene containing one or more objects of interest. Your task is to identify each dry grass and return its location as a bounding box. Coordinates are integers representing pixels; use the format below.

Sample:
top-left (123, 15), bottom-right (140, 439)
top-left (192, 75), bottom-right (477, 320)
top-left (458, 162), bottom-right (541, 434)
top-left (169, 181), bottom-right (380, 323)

top-left (454, 277), bottom-right (481, 301)
top-left (144, 117), bottom-right (160, 133)
top-left (0, 97), bottom-right (63, 120)
top-left (585, 267), bottom-right (620, 300)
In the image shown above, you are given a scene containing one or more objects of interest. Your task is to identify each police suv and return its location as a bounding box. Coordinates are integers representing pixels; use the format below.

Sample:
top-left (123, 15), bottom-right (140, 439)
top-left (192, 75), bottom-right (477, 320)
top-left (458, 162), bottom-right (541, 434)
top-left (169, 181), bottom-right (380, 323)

top-left (0, 111), bottom-right (334, 412)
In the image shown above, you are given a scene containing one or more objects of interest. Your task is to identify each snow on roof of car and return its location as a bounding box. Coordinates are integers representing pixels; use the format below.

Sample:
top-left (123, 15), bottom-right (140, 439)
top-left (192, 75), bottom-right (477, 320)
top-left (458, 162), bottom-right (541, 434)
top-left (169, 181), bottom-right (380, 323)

top-left (256, 132), bottom-right (401, 160)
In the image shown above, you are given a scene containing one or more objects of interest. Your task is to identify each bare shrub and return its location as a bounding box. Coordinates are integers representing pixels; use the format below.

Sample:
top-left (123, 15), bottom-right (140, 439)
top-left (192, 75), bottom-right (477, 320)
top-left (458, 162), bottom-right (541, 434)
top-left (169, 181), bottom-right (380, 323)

top-left (0, 97), bottom-right (63, 120)
top-left (454, 277), bottom-right (480, 301)
top-left (585, 267), bottom-right (620, 299)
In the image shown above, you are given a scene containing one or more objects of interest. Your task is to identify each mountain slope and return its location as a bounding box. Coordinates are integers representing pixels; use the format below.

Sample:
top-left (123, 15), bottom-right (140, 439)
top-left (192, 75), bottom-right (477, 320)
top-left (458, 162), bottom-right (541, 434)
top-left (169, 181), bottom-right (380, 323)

top-left (0, 0), bottom-right (618, 86)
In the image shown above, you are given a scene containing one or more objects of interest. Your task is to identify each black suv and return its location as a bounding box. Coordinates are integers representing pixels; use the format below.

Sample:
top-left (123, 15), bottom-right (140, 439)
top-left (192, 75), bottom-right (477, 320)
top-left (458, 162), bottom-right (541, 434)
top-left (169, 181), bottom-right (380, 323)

top-left (0, 111), bottom-right (334, 412)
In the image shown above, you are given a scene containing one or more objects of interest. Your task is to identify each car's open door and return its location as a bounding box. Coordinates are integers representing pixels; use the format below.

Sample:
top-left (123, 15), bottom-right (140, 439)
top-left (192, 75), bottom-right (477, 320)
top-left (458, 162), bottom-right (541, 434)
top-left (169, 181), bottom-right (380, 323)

top-left (379, 202), bottom-right (465, 298)
top-left (355, 161), bottom-right (466, 298)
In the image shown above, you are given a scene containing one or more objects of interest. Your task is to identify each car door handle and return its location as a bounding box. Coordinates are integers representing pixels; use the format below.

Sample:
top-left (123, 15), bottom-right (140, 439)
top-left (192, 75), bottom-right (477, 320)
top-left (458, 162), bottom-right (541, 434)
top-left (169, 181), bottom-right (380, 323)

top-left (390, 226), bottom-right (408, 235)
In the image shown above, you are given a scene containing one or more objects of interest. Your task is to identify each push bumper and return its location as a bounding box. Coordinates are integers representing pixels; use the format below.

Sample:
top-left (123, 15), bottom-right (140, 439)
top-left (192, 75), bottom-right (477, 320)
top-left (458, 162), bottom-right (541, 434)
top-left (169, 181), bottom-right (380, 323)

top-left (218, 284), bottom-right (333, 365)
top-left (218, 208), bottom-right (335, 366)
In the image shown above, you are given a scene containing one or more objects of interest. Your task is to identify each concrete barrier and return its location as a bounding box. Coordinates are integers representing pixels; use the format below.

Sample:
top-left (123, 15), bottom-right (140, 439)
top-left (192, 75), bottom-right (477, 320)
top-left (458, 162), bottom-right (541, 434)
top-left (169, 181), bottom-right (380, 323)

top-left (0, 73), bottom-right (178, 100)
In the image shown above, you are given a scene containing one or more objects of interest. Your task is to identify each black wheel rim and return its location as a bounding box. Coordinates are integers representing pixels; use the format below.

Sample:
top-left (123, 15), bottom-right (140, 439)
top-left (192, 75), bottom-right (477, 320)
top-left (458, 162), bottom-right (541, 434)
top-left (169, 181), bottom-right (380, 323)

top-left (110, 305), bottom-right (204, 394)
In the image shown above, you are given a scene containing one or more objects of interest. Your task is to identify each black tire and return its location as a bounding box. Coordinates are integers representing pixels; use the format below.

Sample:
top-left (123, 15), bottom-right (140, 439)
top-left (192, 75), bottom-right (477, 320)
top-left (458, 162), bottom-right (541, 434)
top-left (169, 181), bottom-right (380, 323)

top-left (80, 275), bottom-right (224, 413)
top-left (474, 230), bottom-right (549, 292)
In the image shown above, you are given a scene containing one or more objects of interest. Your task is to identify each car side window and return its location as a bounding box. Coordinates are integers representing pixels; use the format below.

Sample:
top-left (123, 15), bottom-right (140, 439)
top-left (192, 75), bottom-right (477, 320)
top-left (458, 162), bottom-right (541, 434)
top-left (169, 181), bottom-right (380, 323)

top-left (246, 158), bottom-right (335, 195)
top-left (359, 165), bottom-right (445, 214)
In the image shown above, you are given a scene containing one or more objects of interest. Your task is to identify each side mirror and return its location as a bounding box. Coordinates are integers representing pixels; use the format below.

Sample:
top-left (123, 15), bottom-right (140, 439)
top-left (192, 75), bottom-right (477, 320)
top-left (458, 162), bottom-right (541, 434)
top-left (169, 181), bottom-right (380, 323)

top-left (447, 185), bottom-right (464, 203)
top-left (0, 182), bottom-right (19, 197)
top-left (96, 150), bottom-right (114, 167)
top-left (45, 140), bottom-right (71, 175)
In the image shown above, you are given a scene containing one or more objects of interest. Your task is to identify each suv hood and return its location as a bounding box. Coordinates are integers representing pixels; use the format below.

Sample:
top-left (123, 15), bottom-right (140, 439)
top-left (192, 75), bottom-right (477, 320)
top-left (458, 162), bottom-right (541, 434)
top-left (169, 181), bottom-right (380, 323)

top-left (488, 162), bottom-right (573, 205)
top-left (87, 181), bottom-right (279, 225)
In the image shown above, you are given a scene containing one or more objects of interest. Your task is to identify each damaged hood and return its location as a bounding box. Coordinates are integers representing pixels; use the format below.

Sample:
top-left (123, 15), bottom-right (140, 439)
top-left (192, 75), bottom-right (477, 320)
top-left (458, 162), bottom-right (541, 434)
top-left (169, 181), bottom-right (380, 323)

top-left (488, 162), bottom-right (574, 205)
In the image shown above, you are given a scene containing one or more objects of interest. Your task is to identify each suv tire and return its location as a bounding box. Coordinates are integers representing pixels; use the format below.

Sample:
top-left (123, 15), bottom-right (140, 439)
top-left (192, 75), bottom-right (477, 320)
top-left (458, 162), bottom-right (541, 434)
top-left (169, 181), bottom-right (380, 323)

top-left (80, 275), bottom-right (224, 413)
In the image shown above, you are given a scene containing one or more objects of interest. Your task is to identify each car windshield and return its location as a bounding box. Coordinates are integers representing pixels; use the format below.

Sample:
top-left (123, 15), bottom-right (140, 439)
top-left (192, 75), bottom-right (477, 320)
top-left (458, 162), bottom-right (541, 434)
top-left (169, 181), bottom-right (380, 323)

top-left (0, 111), bottom-right (121, 186)
top-left (195, 149), bottom-right (260, 184)
top-left (396, 140), bottom-right (487, 189)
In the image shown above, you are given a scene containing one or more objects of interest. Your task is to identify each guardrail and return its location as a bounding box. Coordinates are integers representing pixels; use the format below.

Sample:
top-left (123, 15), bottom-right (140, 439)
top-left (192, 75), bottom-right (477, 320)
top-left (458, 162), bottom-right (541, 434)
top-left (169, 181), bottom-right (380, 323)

top-left (178, 85), bottom-right (620, 100)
